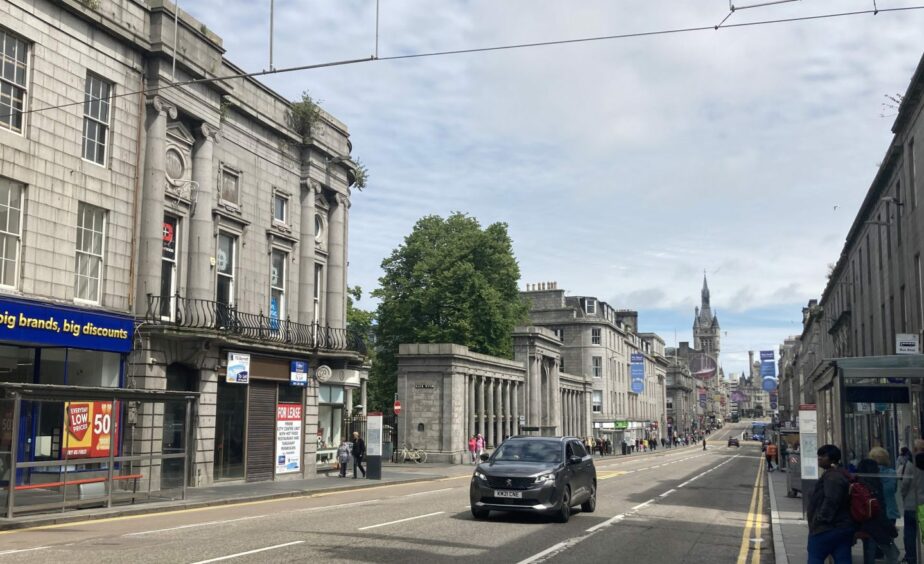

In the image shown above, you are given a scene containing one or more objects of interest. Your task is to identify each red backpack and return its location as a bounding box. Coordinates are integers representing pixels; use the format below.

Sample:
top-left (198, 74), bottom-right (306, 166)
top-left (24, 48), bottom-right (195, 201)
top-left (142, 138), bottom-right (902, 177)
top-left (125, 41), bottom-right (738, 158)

top-left (840, 469), bottom-right (881, 523)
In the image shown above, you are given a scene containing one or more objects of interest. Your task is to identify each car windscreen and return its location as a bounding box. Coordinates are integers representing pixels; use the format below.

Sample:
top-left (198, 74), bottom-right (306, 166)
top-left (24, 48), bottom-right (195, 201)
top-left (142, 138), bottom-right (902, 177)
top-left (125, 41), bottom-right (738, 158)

top-left (492, 440), bottom-right (562, 463)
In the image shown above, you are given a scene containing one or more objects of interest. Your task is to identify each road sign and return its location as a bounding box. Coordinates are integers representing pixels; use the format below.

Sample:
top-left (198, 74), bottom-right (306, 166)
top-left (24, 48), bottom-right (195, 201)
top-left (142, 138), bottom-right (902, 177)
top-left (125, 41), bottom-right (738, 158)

top-left (393, 400), bottom-right (402, 415)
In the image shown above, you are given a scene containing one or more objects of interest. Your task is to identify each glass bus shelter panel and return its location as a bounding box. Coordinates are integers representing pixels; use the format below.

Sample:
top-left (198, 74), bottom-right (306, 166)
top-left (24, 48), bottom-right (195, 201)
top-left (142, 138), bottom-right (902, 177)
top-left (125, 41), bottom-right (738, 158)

top-left (843, 389), bottom-right (911, 471)
top-left (3, 396), bottom-right (193, 517)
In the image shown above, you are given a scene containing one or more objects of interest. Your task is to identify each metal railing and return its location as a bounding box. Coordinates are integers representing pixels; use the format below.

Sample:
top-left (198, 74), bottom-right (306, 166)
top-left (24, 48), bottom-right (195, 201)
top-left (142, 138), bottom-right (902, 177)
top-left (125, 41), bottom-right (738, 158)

top-left (145, 294), bottom-right (367, 355)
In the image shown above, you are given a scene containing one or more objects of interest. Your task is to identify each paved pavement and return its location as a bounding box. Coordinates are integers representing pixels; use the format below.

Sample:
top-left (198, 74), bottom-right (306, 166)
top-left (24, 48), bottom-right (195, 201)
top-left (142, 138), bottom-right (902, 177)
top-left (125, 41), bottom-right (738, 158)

top-left (0, 424), bottom-right (772, 563)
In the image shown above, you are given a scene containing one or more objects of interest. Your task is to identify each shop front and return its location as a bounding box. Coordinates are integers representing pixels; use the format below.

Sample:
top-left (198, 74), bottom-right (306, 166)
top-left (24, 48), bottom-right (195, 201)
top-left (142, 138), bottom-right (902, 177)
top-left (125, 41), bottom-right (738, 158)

top-left (215, 352), bottom-right (309, 483)
top-left (316, 366), bottom-right (363, 468)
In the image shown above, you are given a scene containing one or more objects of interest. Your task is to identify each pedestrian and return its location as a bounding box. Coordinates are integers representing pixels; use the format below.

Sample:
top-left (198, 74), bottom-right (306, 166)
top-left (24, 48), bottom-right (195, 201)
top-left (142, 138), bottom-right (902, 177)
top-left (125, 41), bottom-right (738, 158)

top-left (806, 444), bottom-right (854, 564)
top-left (336, 439), bottom-right (351, 478)
top-left (855, 457), bottom-right (899, 564)
top-left (351, 431), bottom-right (366, 479)
top-left (586, 436), bottom-right (594, 454)
top-left (703, 437), bottom-right (707, 451)
top-left (468, 434), bottom-right (477, 464)
top-left (476, 433), bottom-right (485, 458)
top-left (899, 439), bottom-right (924, 564)
top-left (766, 441), bottom-right (779, 472)
top-left (898, 446), bottom-right (912, 469)
top-left (605, 438), bottom-right (612, 456)
top-left (869, 447), bottom-right (900, 524)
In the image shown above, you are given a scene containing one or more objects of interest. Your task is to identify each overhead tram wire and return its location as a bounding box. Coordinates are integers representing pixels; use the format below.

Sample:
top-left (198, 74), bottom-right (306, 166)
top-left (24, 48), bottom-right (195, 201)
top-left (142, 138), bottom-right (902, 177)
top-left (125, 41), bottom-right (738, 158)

top-left (3, 4), bottom-right (924, 122)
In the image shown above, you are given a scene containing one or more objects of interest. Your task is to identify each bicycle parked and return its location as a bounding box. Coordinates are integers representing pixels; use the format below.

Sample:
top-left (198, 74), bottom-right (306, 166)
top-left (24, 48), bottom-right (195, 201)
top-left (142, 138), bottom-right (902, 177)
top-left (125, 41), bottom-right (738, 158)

top-left (395, 444), bottom-right (428, 463)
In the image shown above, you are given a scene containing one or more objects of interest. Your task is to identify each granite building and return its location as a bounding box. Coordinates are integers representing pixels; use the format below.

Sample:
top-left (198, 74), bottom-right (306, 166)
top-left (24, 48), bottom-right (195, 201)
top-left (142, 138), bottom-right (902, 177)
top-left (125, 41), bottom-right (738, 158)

top-left (0, 0), bottom-right (367, 496)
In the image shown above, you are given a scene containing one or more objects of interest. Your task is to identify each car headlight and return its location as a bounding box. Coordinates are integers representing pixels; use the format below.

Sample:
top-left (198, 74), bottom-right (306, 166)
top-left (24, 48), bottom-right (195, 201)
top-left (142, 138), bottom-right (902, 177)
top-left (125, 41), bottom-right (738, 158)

top-left (535, 473), bottom-right (554, 484)
top-left (474, 471), bottom-right (488, 481)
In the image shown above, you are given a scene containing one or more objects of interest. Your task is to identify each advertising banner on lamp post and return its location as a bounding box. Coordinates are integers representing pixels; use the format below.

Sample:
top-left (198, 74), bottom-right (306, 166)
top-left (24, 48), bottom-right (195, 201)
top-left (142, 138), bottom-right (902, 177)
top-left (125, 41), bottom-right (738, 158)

top-left (760, 350), bottom-right (777, 392)
top-left (630, 353), bottom-right (645, 394)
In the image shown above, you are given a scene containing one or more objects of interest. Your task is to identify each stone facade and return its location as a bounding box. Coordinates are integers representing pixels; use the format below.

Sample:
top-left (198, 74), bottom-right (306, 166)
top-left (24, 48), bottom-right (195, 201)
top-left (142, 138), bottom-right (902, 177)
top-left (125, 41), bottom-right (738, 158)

top-left (522, 283), bottom-right (667, 444)
top-left (0, 0), bottom-right (366, 488)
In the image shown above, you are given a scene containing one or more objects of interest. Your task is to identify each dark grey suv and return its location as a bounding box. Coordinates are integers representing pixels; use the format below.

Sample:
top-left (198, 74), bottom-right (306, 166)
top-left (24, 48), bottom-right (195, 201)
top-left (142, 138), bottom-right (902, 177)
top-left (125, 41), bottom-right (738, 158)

top-left (470, 436), bottom-right (596, 523)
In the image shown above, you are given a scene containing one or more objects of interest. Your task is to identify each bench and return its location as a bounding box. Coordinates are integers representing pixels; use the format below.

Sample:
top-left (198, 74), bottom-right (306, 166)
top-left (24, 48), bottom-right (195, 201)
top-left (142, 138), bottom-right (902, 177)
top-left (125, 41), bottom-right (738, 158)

top-left (16, 474), bottom-right (144, 502)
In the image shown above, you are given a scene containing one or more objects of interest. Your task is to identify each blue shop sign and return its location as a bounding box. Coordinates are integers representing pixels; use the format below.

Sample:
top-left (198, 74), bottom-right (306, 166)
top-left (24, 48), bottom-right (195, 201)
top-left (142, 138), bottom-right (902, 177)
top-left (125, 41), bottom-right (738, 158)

top-left (0, 297), bottom-right (134, 353)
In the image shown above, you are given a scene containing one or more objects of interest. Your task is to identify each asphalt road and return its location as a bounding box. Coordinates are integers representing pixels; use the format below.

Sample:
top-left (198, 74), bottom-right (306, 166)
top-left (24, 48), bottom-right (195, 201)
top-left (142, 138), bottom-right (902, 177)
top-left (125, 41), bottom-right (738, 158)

top-left (0, 423), bottom-right (771, 563)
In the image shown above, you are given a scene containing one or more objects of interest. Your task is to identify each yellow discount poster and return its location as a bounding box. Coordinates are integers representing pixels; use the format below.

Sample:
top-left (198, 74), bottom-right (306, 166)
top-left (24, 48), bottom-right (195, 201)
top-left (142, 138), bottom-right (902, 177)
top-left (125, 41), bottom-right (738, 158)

top-left (63, 401), bottom-right (118, 458)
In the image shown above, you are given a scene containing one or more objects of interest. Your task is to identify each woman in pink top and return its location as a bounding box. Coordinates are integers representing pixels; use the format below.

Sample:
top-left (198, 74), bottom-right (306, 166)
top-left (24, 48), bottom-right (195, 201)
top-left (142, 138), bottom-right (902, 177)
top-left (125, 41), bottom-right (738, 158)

top-left (468, 435), bottom-right (477, 464)
top-left (476, 434), bottom-right (485, 459)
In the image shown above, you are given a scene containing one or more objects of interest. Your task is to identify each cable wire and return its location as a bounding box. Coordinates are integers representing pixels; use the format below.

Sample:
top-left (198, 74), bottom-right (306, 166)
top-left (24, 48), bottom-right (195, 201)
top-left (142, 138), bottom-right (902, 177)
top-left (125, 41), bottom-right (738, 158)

top-left (3, 5), bottom-right (923, 121)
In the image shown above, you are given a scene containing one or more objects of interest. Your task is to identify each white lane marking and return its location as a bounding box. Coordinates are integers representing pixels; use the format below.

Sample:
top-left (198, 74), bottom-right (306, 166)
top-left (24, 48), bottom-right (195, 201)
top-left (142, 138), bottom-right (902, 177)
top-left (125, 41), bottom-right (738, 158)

top-left (632, 500), bottom-right (654, 510)
top-left (296, 499), bottom-right (380, 512)
top-left (124, 515), bottom-right (267, 537)
top-left (518, 541), bottom-right (568, 564)
top-left (357, 511), bottom-right (445, 531)
top-left (586, 514), bottom-right (625, 533)
top-left (0, 546), bottom-right (50, 557)
top-left (404, 487), bottom-right (454, 497)
top-left (659, 489), bottom-right (676, 498)
top-left (189, 541), bottom-right (304, 564)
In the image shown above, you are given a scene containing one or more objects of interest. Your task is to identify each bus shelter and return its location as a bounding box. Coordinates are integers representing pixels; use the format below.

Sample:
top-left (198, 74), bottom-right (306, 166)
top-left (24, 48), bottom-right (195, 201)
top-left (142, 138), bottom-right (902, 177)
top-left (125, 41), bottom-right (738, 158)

top-left (0, 383), bottom-right (197, 518)
top-left (812, 355), bottom-right (924, 467)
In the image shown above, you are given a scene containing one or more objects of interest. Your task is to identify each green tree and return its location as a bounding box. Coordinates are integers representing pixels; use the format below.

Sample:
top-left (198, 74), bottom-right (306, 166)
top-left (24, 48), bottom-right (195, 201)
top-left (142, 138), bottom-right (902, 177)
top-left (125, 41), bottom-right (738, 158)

top-left (346, 285), bottom-right (375, 350)
top-left (368, 213), bottom-right (527, 410)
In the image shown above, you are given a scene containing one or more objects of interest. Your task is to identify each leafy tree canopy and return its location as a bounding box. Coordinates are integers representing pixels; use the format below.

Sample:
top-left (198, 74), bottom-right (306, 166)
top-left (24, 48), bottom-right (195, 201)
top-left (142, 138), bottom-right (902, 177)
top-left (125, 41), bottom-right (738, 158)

top-left (368, 213), bottom-right (527, 410)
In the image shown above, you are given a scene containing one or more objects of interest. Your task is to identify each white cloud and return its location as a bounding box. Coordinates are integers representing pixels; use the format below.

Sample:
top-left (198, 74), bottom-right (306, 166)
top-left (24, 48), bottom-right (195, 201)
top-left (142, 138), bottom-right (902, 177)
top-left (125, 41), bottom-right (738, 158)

top-left (178, 0), bottom-right (924, 375)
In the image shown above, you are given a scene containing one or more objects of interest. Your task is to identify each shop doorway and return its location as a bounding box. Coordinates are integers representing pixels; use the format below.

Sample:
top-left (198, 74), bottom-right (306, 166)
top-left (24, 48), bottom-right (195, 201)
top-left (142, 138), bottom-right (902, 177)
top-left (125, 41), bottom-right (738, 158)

top-left (245, 381), bottom-right (276, 482)
top-left (162, 364), bottom-right (196, 490)
top-left (214, 380), bottom-right (246, 481)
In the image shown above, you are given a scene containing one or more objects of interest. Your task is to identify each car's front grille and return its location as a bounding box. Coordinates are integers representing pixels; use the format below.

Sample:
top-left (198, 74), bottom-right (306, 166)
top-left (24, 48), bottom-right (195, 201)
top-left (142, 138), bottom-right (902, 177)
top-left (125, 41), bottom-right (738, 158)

top-left (486, 476), bottom-right (535, 490)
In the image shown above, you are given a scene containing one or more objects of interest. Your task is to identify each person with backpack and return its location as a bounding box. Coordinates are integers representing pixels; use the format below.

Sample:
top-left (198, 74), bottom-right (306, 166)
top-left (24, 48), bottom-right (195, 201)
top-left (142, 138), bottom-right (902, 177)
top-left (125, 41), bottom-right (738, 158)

top-left (855, 458), bottom-right (900, 564)
top-left (899, 439), bottom-right (924, 564)
top-left (807, 444), bottom-right (855, 564)
top-left (766, 441), bottom-right (779, 472)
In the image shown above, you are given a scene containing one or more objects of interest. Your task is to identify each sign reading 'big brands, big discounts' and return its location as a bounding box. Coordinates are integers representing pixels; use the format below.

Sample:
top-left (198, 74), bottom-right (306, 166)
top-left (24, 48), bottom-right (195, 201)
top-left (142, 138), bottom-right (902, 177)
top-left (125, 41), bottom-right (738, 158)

top-left (0, 297), bottom-right (133, 353)
top-left (63, 401), bottom-right (118, 458)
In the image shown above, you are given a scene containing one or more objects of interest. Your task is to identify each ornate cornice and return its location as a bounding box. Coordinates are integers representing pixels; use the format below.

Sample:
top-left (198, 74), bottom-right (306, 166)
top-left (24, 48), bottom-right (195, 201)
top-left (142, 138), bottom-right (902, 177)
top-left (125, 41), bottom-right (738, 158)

top-left (200, 123), bottom-right (221, 144)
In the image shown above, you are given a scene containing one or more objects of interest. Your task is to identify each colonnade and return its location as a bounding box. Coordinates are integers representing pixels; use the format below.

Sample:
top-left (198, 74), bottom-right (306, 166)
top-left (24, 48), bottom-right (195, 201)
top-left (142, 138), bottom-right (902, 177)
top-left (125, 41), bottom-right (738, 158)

top-left (560, 388), bottom-right (587, 437)
top-left (466, 375), bottom-right (521, 448)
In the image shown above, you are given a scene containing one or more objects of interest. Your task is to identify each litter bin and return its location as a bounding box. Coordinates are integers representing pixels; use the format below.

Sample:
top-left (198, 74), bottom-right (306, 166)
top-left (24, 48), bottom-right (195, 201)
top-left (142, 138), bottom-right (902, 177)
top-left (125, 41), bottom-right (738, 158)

top-left (383, 441), bottom-right (393, 463)
top-left (786, 453), bottom-right (802, 497)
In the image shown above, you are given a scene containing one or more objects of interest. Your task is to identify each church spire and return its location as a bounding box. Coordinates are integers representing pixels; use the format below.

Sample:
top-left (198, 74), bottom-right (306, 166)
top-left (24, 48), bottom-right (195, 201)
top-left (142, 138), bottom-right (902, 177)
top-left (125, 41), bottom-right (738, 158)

top-left (702, 271), bottom-right (710, 307)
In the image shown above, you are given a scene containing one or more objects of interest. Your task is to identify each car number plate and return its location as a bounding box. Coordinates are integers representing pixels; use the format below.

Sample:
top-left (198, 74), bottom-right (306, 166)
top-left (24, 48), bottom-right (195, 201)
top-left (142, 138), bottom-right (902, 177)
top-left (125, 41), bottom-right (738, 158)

top-left (494, 490), bottom-right (523, 499)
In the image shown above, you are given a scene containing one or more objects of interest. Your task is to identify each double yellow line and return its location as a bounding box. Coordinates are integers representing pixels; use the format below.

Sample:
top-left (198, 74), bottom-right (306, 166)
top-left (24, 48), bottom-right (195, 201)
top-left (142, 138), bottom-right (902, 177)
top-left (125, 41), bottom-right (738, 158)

top-left (736, 456), bottom-right (766, 564)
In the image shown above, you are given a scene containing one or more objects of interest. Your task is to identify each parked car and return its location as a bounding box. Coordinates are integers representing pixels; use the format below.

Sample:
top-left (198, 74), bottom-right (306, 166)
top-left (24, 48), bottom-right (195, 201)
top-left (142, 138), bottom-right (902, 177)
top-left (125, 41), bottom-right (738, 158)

top-left (470, 436), bottom-right (596, 523)
top-left (727, 437), bottom-right (740, 447)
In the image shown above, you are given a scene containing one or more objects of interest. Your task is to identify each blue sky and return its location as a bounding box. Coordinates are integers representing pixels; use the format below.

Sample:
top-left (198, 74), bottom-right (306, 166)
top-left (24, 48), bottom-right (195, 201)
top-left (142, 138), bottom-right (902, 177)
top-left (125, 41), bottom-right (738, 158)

top-left (178, 0), bottom-right (924, 376)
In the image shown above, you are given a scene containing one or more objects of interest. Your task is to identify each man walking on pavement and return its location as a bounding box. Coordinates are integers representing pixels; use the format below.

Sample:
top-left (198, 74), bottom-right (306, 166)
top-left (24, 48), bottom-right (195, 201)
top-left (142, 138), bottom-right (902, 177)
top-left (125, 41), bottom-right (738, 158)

top-left (351, 431), bottom-right (366, 479)
top-left (899, 438), bottom-right (924, 564)
top-left (807, 444), bottom-right (854, 564)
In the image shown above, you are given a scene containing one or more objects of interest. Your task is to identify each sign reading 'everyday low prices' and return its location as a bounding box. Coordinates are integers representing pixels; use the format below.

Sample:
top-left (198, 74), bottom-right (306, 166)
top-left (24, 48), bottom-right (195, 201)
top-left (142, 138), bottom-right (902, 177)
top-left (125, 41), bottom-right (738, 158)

top-left (63, 401), bottom-right (118, 458)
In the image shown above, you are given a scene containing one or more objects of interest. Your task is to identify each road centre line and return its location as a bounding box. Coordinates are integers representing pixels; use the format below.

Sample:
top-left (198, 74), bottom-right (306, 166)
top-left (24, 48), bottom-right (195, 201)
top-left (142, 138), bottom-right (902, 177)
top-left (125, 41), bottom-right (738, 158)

top-left (518, 541), bottom-right (569, 564)
top-left (357, 511), bottom-right (445, 531)
top-left (0, 546), bottom-right (50, 557)
top-left (404, 487), bottom-right (455, 497)
top-left (124, 515), bottom-right (268, 537)
top-left (189, 541), bottom-right (304, 564)
top-left (659, 489), bottom-right (677, 498)
top-left (295, 499), bottom-right (381, 512)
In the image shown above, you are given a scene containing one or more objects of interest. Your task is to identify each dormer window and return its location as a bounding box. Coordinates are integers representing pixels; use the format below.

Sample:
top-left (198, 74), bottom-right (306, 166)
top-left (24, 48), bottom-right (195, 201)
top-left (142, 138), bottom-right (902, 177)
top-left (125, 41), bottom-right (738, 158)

top-left (585, 299), bottom-right (596, 314)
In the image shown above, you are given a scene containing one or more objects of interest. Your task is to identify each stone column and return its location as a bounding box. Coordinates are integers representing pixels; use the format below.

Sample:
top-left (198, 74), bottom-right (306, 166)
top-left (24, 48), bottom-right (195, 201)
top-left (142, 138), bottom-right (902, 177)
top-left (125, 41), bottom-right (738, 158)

top-left (360, 379), bottom-right (367, 416)
top-left (550, 358), bottom-right (561, 435)
top-left (529, 355), bottom-right (540, 429)
top-left (135, 96), bottom-right (177, 313)
top-left (187, 124), bottom-right (219, 302)
top-left (504, 380), bottom-right (511, 439)
top-left (468, 375), bottom-right (476, 441)
top-left (486, 379), bottom-right (495, 448)
top-left (325, 193), bottom-right (347, 329)
top-left (495, 379), bottom-right (503, 442)
top-left (512, 382), bottom-right (519, 435)
top-left (297, 181), bottom-right (318, 324)
top-left (345, 388), bottom-right (353, 413)
top-left (479, 376), bottom-right (486, 438)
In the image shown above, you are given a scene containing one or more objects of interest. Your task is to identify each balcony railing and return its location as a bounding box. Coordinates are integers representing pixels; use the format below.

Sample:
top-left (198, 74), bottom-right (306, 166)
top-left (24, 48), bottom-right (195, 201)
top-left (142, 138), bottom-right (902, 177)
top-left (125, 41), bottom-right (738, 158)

top-left (144, 294), bottom-right (367, 356)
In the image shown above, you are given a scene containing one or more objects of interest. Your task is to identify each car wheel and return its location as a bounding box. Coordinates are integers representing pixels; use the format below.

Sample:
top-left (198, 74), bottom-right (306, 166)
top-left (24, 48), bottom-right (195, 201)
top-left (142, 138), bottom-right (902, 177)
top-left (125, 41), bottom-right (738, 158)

top-left (471, 506), bottom-right (490, 519)
top-left (556, 486), bottom-right (572, 523)
top-left (580, 483), bottom-right (597, 513)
